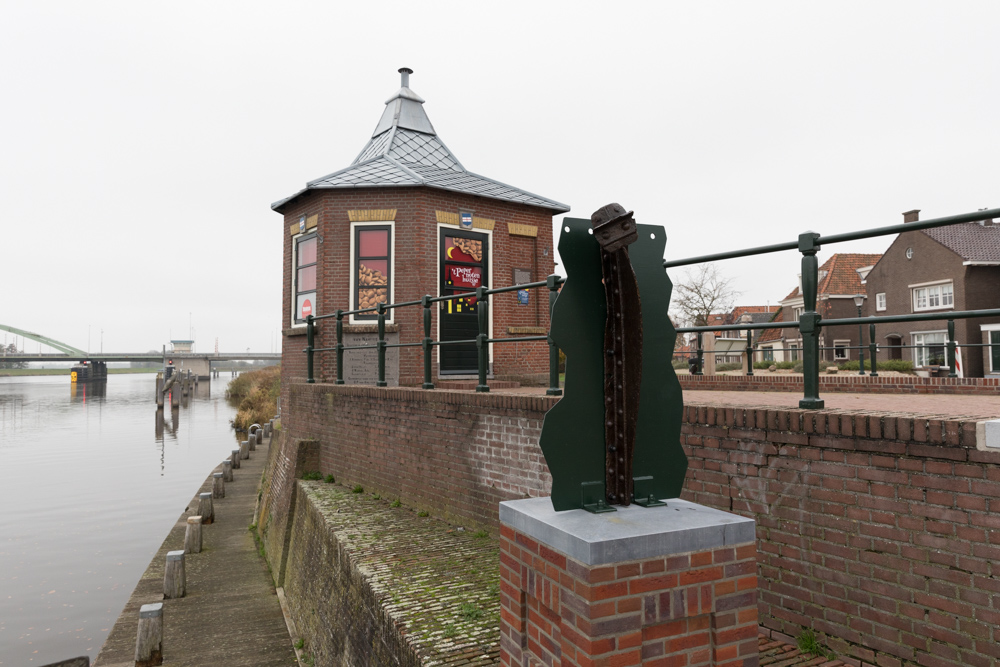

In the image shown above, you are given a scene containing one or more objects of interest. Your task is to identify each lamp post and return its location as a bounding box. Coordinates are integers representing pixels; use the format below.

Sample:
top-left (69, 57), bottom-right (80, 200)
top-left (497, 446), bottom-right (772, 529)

top-left (853, 294), bottom-right (866, 375)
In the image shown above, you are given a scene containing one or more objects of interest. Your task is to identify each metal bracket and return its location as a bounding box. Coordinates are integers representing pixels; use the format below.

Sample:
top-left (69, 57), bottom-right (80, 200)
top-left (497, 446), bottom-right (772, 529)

top-left (581, 481), bottom-right (617, 514)
top-left (632, 476), bottom-right (666, 507)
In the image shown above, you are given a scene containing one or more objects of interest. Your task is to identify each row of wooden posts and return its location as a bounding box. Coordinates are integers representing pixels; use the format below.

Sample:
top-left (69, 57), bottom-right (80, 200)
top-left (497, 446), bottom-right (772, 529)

top-left (154, 370), bottom-right (198, 409)
top-left (133, 417), bottom-right (276, 667)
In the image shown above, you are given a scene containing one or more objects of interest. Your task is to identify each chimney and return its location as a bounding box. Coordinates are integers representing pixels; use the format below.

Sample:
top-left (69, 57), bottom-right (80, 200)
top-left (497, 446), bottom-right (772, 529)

top-left (977, 207), bottom-right (993, 226)
top-left (902, 209), bottom-right (920, 223)
top-left (399, 67), bottom-right (413, 88)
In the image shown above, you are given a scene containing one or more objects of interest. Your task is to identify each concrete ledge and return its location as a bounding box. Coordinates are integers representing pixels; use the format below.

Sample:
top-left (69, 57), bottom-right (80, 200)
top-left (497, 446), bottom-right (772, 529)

top-left (977, 418), bottom-right (1000, 450)
top-left (499, 496), bottom-right (756, 565)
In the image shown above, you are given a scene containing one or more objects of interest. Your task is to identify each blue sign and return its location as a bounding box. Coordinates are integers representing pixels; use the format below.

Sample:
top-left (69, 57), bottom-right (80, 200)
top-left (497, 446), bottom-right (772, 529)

top-left (460, 212), bottom-right (473, 229)
top-left (517, 289), bottom-right (529, 305)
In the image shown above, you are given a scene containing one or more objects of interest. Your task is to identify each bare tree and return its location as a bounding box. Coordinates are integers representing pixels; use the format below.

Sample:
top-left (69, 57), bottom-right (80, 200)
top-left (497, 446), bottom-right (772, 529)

top-left (670, 264), bottom-right (742, 328)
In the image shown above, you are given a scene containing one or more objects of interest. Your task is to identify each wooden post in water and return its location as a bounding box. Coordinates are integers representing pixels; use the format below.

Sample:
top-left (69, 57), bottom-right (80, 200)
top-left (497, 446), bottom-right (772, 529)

top-left (212, 472), bottom-right (225, 499)
top-left (197, 492), bottom-right (214, 524)
top-left (184, 515), bottom-right (202, 554)
top-left (163, 550), bottom-right (185, 599)
top-left (231, 449), bottom-right (240, 470)
top-left (170, 387), bottom-right (179, 408)
top-left (155, 376), bottom-right (164, 409)
top-left (222, 459), bottom-right (233, 482)
top-left (135, 602), bottom-right (163, 667)
top-left (239, 440), bottom-right (249, 460)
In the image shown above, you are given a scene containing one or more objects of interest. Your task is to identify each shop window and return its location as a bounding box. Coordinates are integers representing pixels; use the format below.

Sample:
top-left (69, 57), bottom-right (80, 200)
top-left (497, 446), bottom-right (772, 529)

top-left (293, 233), bottom-right (317, 324)
top-left (353, 224), bottom-right (392, 320)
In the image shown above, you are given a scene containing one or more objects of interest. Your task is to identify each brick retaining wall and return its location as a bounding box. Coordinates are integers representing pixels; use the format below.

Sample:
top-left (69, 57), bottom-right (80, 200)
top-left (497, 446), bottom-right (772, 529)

top-left (680, 373), bottom-right (1000, 395)
top-left (276, 382), bottom-right (1000, 667)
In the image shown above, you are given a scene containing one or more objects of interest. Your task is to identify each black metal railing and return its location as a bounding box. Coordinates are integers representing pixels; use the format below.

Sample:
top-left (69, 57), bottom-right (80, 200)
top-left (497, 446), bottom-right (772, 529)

top-left (304, 276), bottom-right (564, 395)
top-left (671, 207), bottom-right (1000, 407)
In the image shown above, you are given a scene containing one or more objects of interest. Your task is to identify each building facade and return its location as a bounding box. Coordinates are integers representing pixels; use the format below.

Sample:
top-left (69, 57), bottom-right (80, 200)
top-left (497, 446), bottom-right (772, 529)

top-left (273, 69), bottom-right (569, 390)
top-left (863, 210), bottom-right (1000, 377)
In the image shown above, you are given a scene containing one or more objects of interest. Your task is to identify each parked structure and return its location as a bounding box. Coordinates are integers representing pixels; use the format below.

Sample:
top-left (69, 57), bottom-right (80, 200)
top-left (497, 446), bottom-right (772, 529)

top-left (758, 253), bottom-right (882, 363)
top-left (272, 69), bottom-right (569, 387)
top-left (864, 209), bottom-right (1000, 376)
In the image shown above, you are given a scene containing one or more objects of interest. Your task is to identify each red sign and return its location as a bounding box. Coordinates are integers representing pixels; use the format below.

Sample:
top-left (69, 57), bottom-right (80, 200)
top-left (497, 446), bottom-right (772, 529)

top-left (301, 299), bottom-right (312, 318)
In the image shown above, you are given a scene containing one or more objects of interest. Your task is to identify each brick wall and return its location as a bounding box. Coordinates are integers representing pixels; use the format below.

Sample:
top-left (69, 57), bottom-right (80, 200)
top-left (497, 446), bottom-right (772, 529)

top-left (679, 373), bottom-right (1000, 395)
top-left (277, 382), bottom-right (1000, 667)
top-left (500, 526), bottom-right (759, 667)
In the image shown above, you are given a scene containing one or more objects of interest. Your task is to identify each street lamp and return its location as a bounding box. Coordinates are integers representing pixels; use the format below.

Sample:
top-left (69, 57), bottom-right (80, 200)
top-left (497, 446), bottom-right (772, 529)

top-left (853, 294), bottom-right (866, 375)
top-left (740, 313), bottom-right (754, 376)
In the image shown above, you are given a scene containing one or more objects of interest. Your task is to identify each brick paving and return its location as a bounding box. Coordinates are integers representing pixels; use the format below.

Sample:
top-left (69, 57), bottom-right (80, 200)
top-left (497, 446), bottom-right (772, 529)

top-left (758, 635), bottom-right (846, 667)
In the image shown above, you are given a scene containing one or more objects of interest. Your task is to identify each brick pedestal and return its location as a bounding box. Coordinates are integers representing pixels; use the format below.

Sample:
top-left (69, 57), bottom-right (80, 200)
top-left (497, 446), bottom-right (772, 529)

top-left (499, 498), bottom-right (758, 667)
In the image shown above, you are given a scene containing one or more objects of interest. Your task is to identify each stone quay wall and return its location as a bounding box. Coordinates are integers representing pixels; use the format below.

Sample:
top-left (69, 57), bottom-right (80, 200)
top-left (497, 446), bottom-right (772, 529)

top-left (265, 382), bottom-right (1000, 667)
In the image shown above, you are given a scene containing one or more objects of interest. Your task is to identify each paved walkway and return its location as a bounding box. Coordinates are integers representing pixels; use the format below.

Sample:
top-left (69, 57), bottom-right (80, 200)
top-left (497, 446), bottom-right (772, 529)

top-left (93, 435), bottom-right (297, 667)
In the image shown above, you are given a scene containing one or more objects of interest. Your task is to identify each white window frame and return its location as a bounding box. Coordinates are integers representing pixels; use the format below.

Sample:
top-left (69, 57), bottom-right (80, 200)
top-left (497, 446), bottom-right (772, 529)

top-left (982, 323), bottom-right (1000, 374)
top-left (290, 230), bottom-right (318, 329)
top-left (876, 293), bottom-right (886, 311)
top-left (910, 280), bottom-right (954, 312)
top-left (349, 221), bottom-right (396, 325)
top-left (833, 340), bottom-right (851, 360)
top-left (911, 329), bottom-right (948, 367)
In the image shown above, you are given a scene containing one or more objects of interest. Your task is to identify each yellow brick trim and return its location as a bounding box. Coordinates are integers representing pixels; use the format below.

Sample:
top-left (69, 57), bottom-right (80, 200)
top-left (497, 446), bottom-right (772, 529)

top-left (348, 209), bottom-right (397, 222)
top-left (507, 326), bottom-right (547, 335)
top-left (436, 210), bottom-right (460, 226)
top-left (472, 217), bottom-right (495, 231)
top-left (306, 214), bottom-right (318, 229)
top-left (507, 223), bottom-right (538, 237)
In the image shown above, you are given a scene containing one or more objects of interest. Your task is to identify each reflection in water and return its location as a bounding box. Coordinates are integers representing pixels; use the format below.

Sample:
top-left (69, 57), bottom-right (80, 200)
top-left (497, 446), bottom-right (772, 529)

top-left (0, 373), bottom-right (238, 665)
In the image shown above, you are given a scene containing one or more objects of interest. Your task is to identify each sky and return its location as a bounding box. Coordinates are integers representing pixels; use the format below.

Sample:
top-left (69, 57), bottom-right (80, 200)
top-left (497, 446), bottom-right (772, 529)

top-left (2, 1), bottom-right (998, 354)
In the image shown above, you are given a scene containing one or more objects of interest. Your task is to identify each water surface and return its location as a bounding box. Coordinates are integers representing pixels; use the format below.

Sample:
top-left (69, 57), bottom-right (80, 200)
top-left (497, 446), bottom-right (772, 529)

top-left (0, 374), bottom-right (242, 665)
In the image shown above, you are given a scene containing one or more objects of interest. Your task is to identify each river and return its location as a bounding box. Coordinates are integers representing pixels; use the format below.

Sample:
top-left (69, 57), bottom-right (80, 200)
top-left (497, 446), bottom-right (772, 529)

top-left (0, 373), bottom-right (244, 665)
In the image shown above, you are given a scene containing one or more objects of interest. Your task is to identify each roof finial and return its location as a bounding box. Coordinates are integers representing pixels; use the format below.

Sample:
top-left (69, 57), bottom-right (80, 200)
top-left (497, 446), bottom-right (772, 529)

top-left (399, 67), bottom-right (413, 88)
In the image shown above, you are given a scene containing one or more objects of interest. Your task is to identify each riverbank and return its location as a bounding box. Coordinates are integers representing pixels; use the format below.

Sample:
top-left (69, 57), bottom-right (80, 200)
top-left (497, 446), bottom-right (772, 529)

top-left (93, 428), bottom-right (296, 666)
top-left (0, 367), bottom-right (160, 377)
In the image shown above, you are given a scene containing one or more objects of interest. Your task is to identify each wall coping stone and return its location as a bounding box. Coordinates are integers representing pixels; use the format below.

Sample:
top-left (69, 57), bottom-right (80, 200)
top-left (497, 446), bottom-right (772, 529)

top-left (500, 496), bottom-right (755, 565)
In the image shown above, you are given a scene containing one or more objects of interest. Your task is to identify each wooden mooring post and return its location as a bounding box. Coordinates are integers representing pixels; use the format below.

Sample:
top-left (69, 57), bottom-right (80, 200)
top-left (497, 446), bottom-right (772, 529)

top-left (135, 602), bottom-right (163, 667)
top-left (197, 492), bottom-right (214, 524)
top-left (184, 515), bottom-right (202, 554)
top-left (239, 440), bottom-right (249, 460)
top-left (222, 459), bottom-right (233, 482)
top-left (212, 472), bottom-right (225, 499)
top-left (163, 550), bottom-right (185, 599)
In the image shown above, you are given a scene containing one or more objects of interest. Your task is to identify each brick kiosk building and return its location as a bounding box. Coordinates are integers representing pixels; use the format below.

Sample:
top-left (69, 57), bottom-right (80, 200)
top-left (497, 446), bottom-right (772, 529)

top-left (273, 69), bottom-right (569, 389)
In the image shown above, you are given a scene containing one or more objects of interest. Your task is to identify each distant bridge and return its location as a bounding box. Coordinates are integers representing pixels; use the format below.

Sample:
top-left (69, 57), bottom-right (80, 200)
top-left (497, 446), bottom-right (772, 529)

top-left (0, 324), bottom-right (279, 377)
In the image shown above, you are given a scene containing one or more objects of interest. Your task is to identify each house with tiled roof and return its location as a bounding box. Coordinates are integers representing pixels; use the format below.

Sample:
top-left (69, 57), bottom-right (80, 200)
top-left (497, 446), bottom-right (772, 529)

top-left (757, 254), bottom-right (882, 364)
top-left (273, 68), bottom-right (569, 387)
top-left (863, 209), bottom-right (1000, 377)
top-left (708, 306), bottom-right (781, 364)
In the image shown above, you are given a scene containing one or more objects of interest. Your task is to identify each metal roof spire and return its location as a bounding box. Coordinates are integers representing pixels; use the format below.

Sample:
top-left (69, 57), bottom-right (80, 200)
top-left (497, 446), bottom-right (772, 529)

top-left (399, 67), bottom-right (412, 88)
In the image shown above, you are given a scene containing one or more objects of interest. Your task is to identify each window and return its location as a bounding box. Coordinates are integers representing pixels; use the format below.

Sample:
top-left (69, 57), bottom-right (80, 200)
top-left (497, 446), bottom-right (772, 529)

top-left (793, 307), bottom-right (804, 320)
top-left (991, 331), bottom-right (1000, 373)
top-left (762, 347), bottom-right (774, 362)
top-left (876, 293), bottom-right (886, 311)
top-left (789, 343), bottom-right (799, 362)
top-left (913, 331), bottom-right (947, 367)
top-left (353, 224), bottom-right (392, 320)
top-left (912, 283), bottom-right (953, 312)
top-left (834, 340), bottom-right (850, 360)
top-left (293, 233), bottom-right (317, 324)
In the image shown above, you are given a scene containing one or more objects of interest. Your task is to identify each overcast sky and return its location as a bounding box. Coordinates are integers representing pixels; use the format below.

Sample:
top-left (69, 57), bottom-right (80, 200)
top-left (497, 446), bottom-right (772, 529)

top-left (2, 1), bottom-right (997, 355)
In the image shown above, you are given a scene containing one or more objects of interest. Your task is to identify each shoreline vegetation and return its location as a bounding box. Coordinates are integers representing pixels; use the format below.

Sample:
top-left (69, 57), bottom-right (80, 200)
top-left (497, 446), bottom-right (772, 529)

top-left (226, 366), bottom-right (280, 432)
top-left (0, 367), bottom-right (161, 377)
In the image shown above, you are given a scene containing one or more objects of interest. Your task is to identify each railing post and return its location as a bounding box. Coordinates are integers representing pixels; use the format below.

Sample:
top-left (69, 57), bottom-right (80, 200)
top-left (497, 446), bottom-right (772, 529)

top-left (546, 275), bottom-right (563, 396)
top-left (947, 319), bottom-right (957, 378)
top-left (745, 328), bottom-right (754, 376)
top-left (695, 332), bottom-right (704, 376)
top-left (335, 309), bottom-right (345, 385)
top-left (422, 296), bottom-right (434, 389)
top-left (376, 302), bottom-right (387, 388)
top-left (869, 321), bottom-right (878, 378)
top-left (306, 314), bottom-right (315, 384)
top-left (476, 286), bottom-right (489, 392)
top-left (798, 232), bottom-right (824, 409)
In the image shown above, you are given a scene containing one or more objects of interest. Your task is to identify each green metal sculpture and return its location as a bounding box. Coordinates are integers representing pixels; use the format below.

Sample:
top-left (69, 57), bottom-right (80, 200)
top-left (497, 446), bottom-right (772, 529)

top-left (539, 207), bottom-right (687, 512)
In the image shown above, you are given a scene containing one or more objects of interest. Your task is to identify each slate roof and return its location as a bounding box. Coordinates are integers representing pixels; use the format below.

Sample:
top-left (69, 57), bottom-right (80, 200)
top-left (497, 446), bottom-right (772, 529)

top-left (923, 222), bottom-right (1000, 262)
top-left (273, 71), bottom-right (570, 213)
